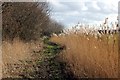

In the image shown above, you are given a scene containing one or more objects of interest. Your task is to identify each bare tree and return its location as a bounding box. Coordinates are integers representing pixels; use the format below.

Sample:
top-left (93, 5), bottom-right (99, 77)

top-left (2, 2), bottom-right (64, 42)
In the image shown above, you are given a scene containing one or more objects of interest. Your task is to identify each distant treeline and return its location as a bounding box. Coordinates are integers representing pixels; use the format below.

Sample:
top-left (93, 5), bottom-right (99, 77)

top-left (2, 2), bottom-right (64, 42)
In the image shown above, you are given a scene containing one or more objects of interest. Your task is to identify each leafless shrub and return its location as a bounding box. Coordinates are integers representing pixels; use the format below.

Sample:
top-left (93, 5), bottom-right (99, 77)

top-left (2, 2), bottom-right (64, 42)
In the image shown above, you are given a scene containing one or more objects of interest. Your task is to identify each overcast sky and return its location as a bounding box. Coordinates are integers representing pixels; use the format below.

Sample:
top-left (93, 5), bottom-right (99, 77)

top-left (48, 0), bottom-right (119, 28)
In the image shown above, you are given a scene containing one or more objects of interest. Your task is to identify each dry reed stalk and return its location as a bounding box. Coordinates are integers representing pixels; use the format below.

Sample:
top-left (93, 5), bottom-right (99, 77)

top-left (50, 33), bottom-right (118, 78)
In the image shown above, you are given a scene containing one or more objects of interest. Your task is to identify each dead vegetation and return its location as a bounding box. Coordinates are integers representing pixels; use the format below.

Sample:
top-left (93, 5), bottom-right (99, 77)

top-left (51, 28), bottom-right (119, 78)
top-left (2, 2), bottom-right (64, 79)
top-left (2, 38), bottom-right (44, 78)
top-left (1, 2), bottom-right (119, 79)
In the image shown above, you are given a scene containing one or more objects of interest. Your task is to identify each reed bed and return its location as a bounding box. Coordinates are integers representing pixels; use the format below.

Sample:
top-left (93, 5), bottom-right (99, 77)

top-left (50, 24), bottom-right (119, 78)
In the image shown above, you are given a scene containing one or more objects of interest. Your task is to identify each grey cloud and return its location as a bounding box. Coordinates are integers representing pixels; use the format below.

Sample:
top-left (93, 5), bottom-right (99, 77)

top-left (49, 1), bottom-right (118, 27)
top-left (97, 2), bottom-right (117, 14)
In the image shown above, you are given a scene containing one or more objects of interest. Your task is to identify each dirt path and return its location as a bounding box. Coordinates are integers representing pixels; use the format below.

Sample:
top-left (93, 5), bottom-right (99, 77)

top-left (2, 38), bottom-right (74, 79)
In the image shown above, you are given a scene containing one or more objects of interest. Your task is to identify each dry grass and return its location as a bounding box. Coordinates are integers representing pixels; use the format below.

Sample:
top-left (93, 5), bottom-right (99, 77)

top-left (50, 33), bottom-right (119, 78)
top-left (2, 38), bottom-right (43, 78)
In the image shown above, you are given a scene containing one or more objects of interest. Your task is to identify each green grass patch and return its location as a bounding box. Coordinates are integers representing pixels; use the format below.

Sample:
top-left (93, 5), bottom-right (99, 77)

top-left (41, 36), bottom-right (66, 79)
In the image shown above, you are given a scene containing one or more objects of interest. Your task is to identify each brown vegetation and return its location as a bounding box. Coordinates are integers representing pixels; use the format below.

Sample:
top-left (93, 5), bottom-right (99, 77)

top-left (2, 38), bottom-right (44, 78)
top-left (51, 33), bottom-right (119, 78)
top-left (2, 2), bottom-right (64, 78)
top-left (1, 2), bottom-right (119, 79)
top-left (2, 2), bottom-right (64, 42)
